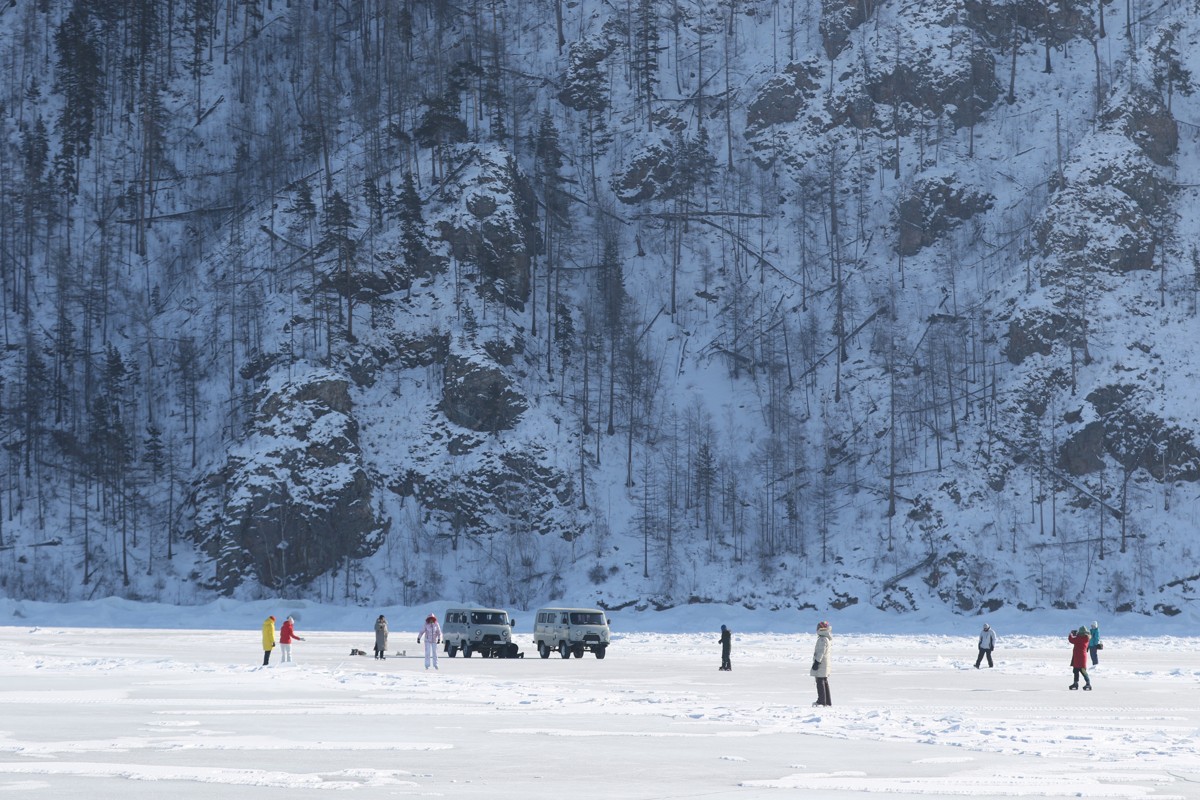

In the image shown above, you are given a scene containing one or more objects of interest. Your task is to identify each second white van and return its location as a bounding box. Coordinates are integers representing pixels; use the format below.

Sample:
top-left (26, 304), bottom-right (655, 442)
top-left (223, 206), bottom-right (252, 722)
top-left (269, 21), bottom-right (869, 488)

top-left (532, 607), bottom-right (610, 659)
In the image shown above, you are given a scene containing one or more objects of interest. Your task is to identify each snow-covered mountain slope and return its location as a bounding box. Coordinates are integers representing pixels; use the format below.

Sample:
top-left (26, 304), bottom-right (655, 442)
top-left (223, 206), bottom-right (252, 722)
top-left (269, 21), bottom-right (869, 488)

top-left (0, 0), bottom-right (1197, 620)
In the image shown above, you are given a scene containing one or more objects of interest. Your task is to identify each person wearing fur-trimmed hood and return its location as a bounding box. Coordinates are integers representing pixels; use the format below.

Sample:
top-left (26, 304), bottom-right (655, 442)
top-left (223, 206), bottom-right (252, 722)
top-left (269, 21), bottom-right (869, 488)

top-left (374, 615), bottom-right (389, 660)
top-left (810, 621), bottom-right (833, 707)
top-left (1068, 626), bottom-right (1093, 691)
top-left (418, 614), bottom-right (442, 670)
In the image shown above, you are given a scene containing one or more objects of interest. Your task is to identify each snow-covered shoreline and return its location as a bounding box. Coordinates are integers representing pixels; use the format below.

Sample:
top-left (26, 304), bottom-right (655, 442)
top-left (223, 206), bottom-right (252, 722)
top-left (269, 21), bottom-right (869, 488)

top-left (2, 597), bottom-right (1196, 638)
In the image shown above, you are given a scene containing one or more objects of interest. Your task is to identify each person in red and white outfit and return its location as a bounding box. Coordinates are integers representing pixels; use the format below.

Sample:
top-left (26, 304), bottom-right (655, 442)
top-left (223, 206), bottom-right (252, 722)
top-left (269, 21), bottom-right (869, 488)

top-left (279, 615), bottom-right (305, 663)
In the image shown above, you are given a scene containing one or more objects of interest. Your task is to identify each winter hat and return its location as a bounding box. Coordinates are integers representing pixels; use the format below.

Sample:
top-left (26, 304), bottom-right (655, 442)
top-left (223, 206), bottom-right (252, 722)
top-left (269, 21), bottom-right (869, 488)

top-left (721, 624), bottom-right (727, 632)
top-left (1092, 621), bottom-right (1098, 628)
top-left (817, 621), bottom-right (830, 631)
top-left (286, 616), bottom-right (294, 623)
top-left (1078, 626), bottom-right (1089, 635)
top-left (268, 615), bottom-right (276, 621)
top-left (426, 613), bottom-right (437, 622)
top-left (982, 623), bottom-right (990, 630)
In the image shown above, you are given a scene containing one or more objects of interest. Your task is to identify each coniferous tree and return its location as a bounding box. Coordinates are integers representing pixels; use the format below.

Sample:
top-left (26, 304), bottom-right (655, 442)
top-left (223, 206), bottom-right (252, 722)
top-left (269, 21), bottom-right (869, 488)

top-left (555, 301), bottom-right (575, 397)
top-left (182, 0), bottom-right (216, 123)
top-left (396, 172), bottom-right (431, 299)
top-left (533, 111), bottom-right (569, 354)
top-left (19, 117), bottom-right (51, 303)
top-left (363, 175), bottom-right (384, 228)
top-left (632, 0), bottom-right (663, 130)
top-left (597, 229), bottom-right (625, 436)
top-left (52, 4), bottom-right (104, 176)
top-left (559, 35), bottom-right (613, 197)
top-left (415, 92), bottom-right (468, 180)
top-left (320, 190), bottom-right (358, 339)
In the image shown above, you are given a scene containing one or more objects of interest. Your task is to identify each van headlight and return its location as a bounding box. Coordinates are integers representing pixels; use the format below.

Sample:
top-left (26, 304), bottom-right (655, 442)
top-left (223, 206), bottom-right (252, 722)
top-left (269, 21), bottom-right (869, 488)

top-left (474, 629), bottom-right (481, 638)
top-left (502, 629), bottom-right (509, 639)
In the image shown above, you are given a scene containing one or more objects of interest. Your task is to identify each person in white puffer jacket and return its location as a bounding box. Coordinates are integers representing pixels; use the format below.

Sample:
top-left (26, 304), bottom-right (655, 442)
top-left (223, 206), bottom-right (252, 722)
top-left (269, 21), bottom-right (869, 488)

top-left (810, 621), bottom-right (833, 707)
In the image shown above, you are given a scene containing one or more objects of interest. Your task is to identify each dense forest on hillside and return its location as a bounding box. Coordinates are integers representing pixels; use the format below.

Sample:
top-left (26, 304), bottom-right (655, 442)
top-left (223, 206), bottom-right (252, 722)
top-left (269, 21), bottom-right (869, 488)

top-left (1, 0), bottom-right (1198, 616)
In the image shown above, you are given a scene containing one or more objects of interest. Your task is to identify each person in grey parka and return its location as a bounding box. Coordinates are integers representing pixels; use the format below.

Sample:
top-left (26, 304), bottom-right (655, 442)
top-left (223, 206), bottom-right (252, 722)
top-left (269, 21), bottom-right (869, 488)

top-left (374, 615), bottom-right (389, 660)
top-left (975, 623), bottom-right (997, 668)
top-left (810, 620), bottom-right (833, 707)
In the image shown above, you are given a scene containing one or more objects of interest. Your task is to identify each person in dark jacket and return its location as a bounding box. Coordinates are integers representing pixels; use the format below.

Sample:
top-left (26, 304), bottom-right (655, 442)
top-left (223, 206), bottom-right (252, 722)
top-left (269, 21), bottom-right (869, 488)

top-left (975, 623), bottom-right (997, 668)
top-left (718, 625), bottom-right (732, 671)
top-left (1068, 626), bottom-right (1093, 690)
top-left (374, 615), bottom-right (389, 660)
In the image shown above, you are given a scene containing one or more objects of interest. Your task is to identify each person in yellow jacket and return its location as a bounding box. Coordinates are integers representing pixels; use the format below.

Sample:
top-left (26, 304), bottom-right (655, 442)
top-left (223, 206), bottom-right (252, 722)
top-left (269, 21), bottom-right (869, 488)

top-left (262, 615), bottom-right (277, 666)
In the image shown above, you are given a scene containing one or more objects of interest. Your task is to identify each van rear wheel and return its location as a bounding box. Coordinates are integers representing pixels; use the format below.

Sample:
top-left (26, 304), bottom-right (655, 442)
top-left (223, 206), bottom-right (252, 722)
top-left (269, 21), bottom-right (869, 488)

top-left (447, 644), bottom-right (458, 657)
top-left (538, 643), bottom-right (550, 659)
top-left (559, 642), bottom-right (570, 659)
top-left (463, 646), bottom-right (473, 658)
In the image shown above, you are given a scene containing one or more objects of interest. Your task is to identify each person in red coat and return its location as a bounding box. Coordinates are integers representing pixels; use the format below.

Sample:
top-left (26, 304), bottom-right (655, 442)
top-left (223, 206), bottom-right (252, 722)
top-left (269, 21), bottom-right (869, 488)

top-left (279, 615), bottom-right (305, 663)
top-left (1067, 626), bottom-right (1092, 690)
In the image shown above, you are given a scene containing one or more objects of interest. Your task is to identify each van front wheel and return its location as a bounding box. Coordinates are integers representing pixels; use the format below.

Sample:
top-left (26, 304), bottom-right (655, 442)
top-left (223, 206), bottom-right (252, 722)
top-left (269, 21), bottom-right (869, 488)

top-left (538, 643), bottom-right (550, 659)
top-left (594, 646), bottom-right (607, 659)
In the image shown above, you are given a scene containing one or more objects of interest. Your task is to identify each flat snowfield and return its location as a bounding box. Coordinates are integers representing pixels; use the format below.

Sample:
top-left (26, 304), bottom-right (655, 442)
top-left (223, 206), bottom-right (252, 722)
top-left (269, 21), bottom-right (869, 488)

top-left (0, 628), bottom-right (1197, 799)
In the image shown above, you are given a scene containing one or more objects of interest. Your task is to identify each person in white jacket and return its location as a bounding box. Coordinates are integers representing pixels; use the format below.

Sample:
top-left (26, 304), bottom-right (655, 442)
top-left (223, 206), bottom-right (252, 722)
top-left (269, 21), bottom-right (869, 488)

top-left (975, 623), bottom-right (997, 668)
top-left (418, 614), bottom-right (442, 670)
top-left (810, 621), bottom-right (833, 707)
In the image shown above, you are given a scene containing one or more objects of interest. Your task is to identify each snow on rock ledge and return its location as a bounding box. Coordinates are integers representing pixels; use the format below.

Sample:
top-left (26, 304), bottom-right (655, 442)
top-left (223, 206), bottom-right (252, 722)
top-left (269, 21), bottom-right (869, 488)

top-left (191, 369), bottom-right (387, 593)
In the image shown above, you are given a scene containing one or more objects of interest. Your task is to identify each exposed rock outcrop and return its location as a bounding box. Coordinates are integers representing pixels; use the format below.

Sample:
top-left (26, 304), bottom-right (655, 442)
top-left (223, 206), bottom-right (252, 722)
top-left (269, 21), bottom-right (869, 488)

top-left (897, 173), bottom-right (994, 255)
top-left (441, 346), bottom-right (528, 433)
top-left (193, 370), bottom-right (387, 593)
top-left (433, 146), bottom-right (539, 310)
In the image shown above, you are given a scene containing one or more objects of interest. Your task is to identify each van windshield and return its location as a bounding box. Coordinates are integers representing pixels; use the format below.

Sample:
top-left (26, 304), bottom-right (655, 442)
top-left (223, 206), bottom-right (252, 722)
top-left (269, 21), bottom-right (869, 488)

top-left (569, 612), bottom-right (605, 626)
top-left (471, 611), bottom-right (509, 625)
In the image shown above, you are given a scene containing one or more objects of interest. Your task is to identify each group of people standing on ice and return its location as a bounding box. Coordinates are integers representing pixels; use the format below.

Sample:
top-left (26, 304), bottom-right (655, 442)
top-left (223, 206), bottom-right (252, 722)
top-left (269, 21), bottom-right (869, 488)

top-left (259, 612), bottom-right (443, 669)
top-left (370, 612), bottom-right (442, 668)
top-left (260, 615), bottom-right (305, 665)
top-left (975, 620), bottom-right (1101, 689)
top-left (716, 620), bottom-right (833, 706)
top-left (715, 618), bottom-right (1103, 707)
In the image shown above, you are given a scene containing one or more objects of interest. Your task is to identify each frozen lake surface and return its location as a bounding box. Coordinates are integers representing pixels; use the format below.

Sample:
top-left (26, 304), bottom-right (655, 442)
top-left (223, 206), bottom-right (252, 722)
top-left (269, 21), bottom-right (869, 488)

top-left (0, 625), bottom-right (1197, 798)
